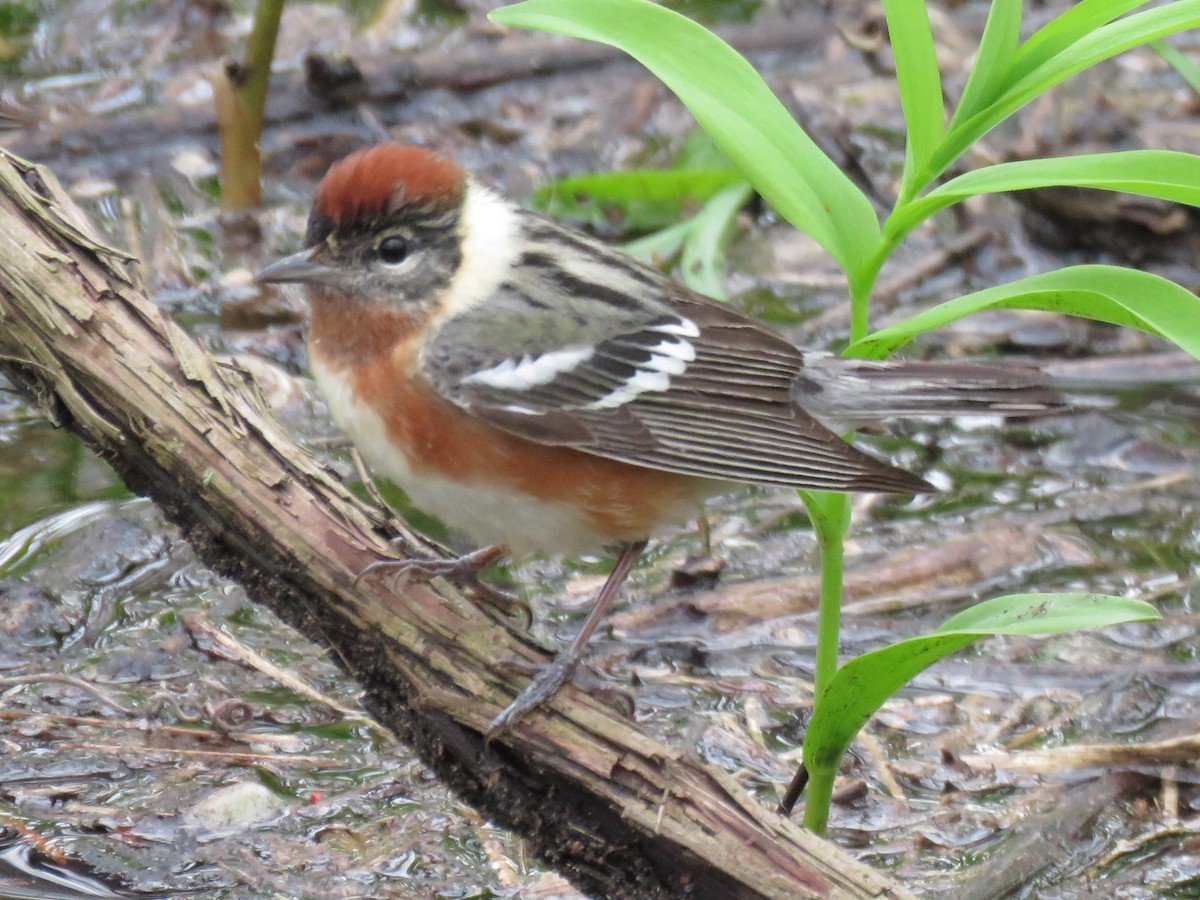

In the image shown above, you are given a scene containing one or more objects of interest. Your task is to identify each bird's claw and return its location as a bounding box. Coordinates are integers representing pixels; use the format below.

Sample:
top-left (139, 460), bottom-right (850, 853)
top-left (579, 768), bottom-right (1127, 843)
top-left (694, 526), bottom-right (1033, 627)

top-left (355, 545), bottom-right (529, 625)
top-left (485, 656), bottom-right (635, 738)
top-left (486, 653), bottom-right (583, 739)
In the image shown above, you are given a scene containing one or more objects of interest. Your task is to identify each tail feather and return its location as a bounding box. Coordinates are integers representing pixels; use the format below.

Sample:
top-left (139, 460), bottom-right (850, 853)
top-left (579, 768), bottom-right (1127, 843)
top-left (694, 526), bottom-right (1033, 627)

top-left (797, 353), bottom-right (1066, 432)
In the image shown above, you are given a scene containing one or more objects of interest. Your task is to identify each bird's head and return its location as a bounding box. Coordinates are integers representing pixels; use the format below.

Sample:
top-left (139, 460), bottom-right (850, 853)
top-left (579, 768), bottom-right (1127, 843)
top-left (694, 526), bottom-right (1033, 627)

top-left (256, 144), bottom-right (469, 316)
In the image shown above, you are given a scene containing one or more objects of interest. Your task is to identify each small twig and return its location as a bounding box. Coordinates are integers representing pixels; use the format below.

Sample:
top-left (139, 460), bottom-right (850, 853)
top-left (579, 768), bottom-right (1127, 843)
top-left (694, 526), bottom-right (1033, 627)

top-left (464, 807), bottom-right (524, 891)
top-left (0, 706), bottom-right (302, 747)
top-left (778, 765), bottom-right (808, 816)
top-left (0, 673), bottom-right (140, 717)
top-left (696, 511), bottom-right (713, 559)
top-left (1002, 695), bottom-right (1104, 751)
top-left (1133, 572), bottom-right (1200, 605)
top-left (1086, 818), bottom-right (1200, 879)
top-left (857, 730), bottom-right (906, 803)
top-left (181, 610), bottom-right (388, 735)
top-left (62, 741), bottom-right (344, 767)
top-left (0, 352), bottom-right (57, 377)
top-left (969, 732), bottom-right (1200, 772)
top-left (0, 810), bottom-right (71, 865)
top-left (981, 697), bottom-right (1034, 745)
top-left (349, 446), bottom-right (391, 515)
top-left (1161, 766), bottom-right (1180, 821)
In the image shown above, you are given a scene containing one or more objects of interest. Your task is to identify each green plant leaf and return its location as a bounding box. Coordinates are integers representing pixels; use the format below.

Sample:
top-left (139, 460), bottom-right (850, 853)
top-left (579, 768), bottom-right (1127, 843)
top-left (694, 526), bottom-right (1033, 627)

top-left (672, 128), bottom-right (736, 170)
top-left (490, 0), bottom-right (880, 273)
top-left (679, 180), bottom-right (753, 298)
top-left (845, 265), bottom-right (1200, 361)
top-left (802, 592), bottom-right (1159, 805)
top-left (881, 0), bottom-right (944, 194)
top-left (1010, 0), bottom-right (1154, 85)
top-left (886, 149), bottom-right (1200, 242)
top-left (929, 0), bottom-right (1200, 182)
top-left (1152, 36), bottom-right (1200, 93)
top-left (950, 0), bottom-right (1022, 127)
top-left (936, 592), bottom-right (1158, 633)
top-left (531, 168), bottom-right (746, 231)
top-left (624, 219), bottom-right (693, 264)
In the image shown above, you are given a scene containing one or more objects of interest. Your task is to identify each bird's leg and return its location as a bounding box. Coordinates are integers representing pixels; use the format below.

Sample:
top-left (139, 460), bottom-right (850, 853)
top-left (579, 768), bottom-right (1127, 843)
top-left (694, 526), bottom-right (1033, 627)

top-left (356, 544), bottom-right (525, 622)
top-left (487, 539), bottom-right (648, 738)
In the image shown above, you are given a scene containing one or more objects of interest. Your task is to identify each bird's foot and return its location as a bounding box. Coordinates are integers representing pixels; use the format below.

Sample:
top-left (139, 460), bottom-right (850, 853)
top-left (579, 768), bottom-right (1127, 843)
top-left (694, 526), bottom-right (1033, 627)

top-left (486, 652), bottom-right (584, 738)
top-left (488, 657), bottom-right (635, 737)
top-left (356, 545), bottom-right (527, 624)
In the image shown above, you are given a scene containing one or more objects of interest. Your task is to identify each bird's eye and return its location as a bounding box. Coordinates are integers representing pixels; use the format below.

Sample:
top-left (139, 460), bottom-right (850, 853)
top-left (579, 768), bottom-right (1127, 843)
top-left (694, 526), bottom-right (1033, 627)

top-left (376, 235), bottom-right (409, 266)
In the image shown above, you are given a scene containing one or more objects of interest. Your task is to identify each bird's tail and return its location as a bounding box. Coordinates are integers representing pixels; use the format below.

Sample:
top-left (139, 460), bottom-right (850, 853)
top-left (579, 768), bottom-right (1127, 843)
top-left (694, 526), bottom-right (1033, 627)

top-left (797, 353), bottom-right (1066, 432)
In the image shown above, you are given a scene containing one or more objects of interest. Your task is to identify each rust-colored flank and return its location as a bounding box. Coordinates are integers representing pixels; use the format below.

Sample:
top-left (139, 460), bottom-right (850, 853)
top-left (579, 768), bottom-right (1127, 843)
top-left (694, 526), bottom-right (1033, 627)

top-left (343, 340), bottom-right (707, 544)
top-left (315, 144), bottom-right (466, 224)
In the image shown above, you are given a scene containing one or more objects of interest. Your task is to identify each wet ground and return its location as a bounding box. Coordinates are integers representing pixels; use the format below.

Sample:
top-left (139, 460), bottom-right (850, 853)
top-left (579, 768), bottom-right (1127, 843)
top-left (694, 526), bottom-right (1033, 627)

top-left (2, 0), bottom-right (1200, 897)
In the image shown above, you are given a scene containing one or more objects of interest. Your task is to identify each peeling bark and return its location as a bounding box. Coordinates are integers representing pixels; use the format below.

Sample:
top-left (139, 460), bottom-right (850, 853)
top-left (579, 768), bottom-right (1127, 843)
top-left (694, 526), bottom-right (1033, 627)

top-left (0, 149), bottom-right (913, 900)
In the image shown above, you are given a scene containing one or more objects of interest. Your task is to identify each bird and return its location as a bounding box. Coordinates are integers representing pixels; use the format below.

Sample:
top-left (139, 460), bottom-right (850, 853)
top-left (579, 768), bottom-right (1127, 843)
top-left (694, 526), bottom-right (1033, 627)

top-left (256, 142), bottom-right (1061, 735)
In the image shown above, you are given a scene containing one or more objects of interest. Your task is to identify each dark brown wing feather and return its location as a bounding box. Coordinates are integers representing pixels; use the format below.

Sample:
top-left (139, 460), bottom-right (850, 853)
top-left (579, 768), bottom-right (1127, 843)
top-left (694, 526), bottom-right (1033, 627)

top-left (595, 291), bottom-right (932, 492)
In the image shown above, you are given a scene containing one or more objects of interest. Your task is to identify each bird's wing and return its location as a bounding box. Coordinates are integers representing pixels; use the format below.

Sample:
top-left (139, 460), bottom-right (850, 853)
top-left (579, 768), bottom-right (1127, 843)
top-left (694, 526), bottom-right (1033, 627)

top-left (421, 214), bottom-right (929, 493)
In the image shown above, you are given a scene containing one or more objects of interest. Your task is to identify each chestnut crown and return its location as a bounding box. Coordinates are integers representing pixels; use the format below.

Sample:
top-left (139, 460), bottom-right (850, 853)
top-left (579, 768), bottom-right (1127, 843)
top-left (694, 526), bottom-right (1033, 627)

top-left (256, 144), bottom-right (468, 312)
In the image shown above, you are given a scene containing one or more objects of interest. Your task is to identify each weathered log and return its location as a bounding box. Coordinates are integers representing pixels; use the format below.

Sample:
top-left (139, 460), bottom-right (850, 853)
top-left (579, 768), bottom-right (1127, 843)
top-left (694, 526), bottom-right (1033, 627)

top-left (0, 148), bottom-right (913, 900)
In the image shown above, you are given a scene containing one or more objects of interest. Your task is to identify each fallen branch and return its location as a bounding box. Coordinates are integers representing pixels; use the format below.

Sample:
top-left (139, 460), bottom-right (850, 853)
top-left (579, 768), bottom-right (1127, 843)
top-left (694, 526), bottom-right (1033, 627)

top-left (0, 150), bottom-right (913, 899)
top-left (967, 732), bottom-right (1200, 772)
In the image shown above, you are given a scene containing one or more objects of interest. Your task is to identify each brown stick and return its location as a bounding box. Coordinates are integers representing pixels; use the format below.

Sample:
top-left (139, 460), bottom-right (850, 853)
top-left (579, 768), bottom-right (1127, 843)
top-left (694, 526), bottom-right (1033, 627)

top-left (0, 150), bottom-right (913, 899)
top-left (211, 62), bottom-right (263, 209)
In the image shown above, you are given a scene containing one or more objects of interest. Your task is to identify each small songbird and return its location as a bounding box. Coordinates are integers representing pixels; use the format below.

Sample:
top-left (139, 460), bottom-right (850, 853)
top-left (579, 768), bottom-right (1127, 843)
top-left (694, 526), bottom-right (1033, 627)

top-left (256, 143), bottom-right (1060, 734)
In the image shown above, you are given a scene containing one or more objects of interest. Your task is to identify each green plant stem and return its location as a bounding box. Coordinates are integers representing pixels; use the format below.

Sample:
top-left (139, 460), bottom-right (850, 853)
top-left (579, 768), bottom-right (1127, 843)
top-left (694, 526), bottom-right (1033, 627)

top-left (212, 65), bottom-right (262, 210)
top-left (801, 753), bottom-right (835, 834)
top-left (810, 494), bottom-right (849, 699)
top-left (801, 490), bottom-right (850, 834)
top-left (848, 251), bottom-right (888, 344)
top-left (240, 0), bottom-right (285, 134)
top-left (802, 270), bottom-right (880, 834)
top-left (215, 0), bottom-right (283, 210)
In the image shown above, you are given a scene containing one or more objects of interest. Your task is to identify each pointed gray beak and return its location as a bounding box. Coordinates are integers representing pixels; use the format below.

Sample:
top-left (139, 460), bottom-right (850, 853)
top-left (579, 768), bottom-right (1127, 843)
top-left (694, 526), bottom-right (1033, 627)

top-left (255, 248), bottom-right (334, 285)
